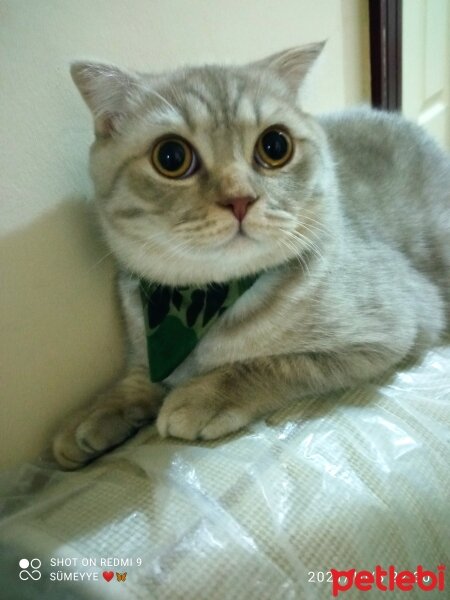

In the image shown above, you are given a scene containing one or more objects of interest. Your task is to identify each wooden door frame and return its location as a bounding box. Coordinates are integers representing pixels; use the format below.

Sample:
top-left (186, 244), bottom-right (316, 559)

top-left (369, 0), bottom-right (402, 111)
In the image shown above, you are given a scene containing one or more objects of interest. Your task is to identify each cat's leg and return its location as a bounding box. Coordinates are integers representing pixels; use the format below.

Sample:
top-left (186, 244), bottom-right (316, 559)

top-left (158, 248), bottom-right (447, 441)
top-left (53, 366), bottom-right (165, 469)
top-left (156, 347), bottom-right (408, 441)
top-left (53, 273), bottom-right (163, 469)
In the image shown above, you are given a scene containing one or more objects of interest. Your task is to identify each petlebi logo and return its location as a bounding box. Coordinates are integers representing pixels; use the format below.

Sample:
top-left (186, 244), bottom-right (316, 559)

top-left (19, 558), bottom-right (42, 581)
top-left (330, 565), bottom-right (446, 596)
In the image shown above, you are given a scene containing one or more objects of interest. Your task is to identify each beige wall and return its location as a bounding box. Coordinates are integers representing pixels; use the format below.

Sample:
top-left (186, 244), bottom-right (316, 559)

top-left (0, 0), bottom-right (370, 468)
top-left (402, 0), bottom-right (450, 150)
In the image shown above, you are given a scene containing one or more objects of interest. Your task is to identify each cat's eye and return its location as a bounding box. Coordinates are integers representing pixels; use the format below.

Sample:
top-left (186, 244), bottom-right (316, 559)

top-left (254, 127), bottom-right (293, 169)
top-left (151, 136), bottom-right (199, 179)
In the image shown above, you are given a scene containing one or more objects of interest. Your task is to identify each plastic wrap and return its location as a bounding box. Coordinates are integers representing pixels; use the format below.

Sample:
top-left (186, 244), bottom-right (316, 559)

top-left (0, 343), bottom-right (449, 599)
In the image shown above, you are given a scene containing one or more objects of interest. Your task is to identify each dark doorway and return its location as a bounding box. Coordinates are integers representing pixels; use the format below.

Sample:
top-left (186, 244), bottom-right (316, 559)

top-left (369, 0), bottom-right (402, 111)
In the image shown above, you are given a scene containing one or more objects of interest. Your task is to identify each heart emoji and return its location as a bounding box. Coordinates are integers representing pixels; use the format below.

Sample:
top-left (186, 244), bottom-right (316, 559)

top-left (103, 571), bottom-right (114, 582)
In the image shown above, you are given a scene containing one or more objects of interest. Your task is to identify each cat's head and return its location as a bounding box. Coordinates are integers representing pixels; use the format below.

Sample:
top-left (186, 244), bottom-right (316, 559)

top-left (72, 43), bottom-right (335, 285)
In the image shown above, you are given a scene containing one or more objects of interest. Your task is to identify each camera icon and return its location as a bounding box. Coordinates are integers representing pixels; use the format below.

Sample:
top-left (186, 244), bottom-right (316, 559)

top-left (19, 558), bottom-right (42, 581)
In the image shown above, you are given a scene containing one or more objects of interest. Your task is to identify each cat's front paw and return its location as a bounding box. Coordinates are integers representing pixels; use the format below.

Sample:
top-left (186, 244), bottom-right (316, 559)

top-left (53, 405), bottom-right (145, 469)
top-left (156, 380), bottom-right (251, 441)
top-left (53, 369), bottom-right (165, 469)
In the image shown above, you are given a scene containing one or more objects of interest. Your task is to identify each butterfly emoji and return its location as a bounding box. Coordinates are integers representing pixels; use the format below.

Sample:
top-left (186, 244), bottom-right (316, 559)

top-left (116, 572), bottom-right (127, 582)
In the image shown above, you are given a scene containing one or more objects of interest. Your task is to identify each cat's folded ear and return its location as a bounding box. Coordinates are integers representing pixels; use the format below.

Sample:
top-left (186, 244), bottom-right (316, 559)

top-left (70, 62), bottom-right (143, 137)
top-left (251, 41), bottom-right (326, 95)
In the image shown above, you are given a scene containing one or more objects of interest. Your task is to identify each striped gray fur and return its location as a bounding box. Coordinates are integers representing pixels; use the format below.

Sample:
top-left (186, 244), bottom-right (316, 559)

top-left (53, 43), bottom-right (450, 469)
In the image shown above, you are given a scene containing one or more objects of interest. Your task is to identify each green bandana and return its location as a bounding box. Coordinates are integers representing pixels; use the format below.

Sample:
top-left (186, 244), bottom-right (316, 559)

top-left (140, 275), bottom-right (258, 382)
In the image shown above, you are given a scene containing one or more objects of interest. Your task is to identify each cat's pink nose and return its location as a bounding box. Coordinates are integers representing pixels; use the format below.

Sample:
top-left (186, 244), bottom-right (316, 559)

top-left (219, 196), bottom-right (257, 222)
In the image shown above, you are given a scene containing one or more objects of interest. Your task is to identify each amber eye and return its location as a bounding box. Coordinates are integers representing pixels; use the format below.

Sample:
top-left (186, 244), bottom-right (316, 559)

top-left (151, 137), bottom-right (198, 179)
top-left (254, 127), bottom-right (293, 169)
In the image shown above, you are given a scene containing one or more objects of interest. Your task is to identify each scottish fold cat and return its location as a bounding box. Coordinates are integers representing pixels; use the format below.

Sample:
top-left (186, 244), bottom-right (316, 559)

top-left (53, 43), bottom-right (450, 468)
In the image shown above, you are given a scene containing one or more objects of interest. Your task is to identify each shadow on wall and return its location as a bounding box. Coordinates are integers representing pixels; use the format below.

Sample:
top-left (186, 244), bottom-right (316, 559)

top-left (0, 198), bottom-right (125, 468)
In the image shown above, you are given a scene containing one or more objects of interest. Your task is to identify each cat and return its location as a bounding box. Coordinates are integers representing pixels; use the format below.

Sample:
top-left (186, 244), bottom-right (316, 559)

top-left (53, 43), bottom-right (450, 469)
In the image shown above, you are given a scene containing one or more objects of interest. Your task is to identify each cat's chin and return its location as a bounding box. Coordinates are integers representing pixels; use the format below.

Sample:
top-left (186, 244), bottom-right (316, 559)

top-left (213, 219), bottom-right (278, 248)
top-left (221, 228), bottom-right (254, 247)
top-left (212, 229), bottom-right (277, 262)
top-left (116, 222), bottom-right (294, 286)
top-left (129, 238), bottom-right (287, 287)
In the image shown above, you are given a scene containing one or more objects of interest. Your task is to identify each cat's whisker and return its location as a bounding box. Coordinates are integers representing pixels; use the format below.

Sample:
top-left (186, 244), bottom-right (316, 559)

top-left (287, 223), bottom-right (325, 250)
top-left (142, 234), bottom-right (192, 262)
top-left (277, 236), bottom-right (311, 277)
top-left (88, 249), bottom-right (116, 271)
top-left (293, 222), bottom-right (327, 244)
top-left (281, 228), bottom-right (323, 263)
top-left (292, 215), bottom-right (332, 238)
top-left (288, 243), bottom-right (318, 271)
top-left (301, 214), bottom-right (334, 237)
top-left (299, 225), bottom-right (331, 243)
top-left (267, 209), bottom-right (332, 242)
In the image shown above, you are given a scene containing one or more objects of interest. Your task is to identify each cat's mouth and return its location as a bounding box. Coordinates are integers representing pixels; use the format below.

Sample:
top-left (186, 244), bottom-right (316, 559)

top-left (220, 225), bottom-right (260, 250)
top-left (237, 224), bottom-right (249, 237)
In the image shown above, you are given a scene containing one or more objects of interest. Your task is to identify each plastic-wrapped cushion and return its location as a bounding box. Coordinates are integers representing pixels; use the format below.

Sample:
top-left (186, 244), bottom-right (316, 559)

top-left (0, 343), bottom-right (449, 600)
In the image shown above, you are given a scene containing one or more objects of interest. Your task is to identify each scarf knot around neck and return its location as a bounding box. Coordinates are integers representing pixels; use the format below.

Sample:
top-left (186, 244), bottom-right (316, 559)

top-left (140, 275), bottom-right (258, 382)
